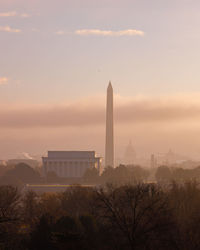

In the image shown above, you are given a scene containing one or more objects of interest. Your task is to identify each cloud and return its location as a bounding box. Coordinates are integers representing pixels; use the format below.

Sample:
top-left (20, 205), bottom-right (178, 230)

top-left (20, 13), bottom-right (30, 18)
top-left (0, 11), bottom-right (17, 17)
top-left (0, 26), bottom-right (21, 33)
top-left (55, 30), bottom-right (65, 35)
top-left (55, 29), bottom-right (144, 37)
top-left (75, 29), bottom-right (144, 37)
top-left (0, 11), bottom-right (30, 18)
top-left (1, 93), bottom-right (200, 128)
top-left (0, 77), bottom-right (8, 85)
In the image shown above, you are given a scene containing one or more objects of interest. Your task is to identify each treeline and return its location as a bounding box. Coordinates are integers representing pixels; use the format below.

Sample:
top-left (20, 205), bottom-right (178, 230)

top-left (1, 182), bottom-right (200, 249)
top-left (155, 165), bottom-right (200, 183)
top-left (0, 163), bottom-right (42, 187)
top-left (83, 165), bottom-right (149, 185)
top-left (2, 163), bottom-right (200, 187)
top-left (0, 164), bottom-right (149, 187)
top-left (85, 165), bottom-right (200, 185)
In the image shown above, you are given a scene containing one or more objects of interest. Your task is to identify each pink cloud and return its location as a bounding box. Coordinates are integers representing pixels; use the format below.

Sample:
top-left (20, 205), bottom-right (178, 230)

top-left (0, 77), bottom-right (8, 85)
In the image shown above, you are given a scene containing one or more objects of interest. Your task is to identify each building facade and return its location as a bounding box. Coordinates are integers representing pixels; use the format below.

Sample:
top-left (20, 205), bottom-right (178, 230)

top-left (42, 151), bottom-right (101, 178)
top-left (124, 141), bottom-right (136, 165)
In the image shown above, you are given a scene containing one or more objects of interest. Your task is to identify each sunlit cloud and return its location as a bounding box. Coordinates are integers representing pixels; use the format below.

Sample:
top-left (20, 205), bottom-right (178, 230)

top-left (0, 11), bottom-right (30, 18)
top-left (75, 29), bottom-right (145, 37)
top-left (55, 29), bottom-right (144, 37)
top-left (0, 11), bottom-right (17, 17)
top-left (20, 13), bottom-right (30, 18)
top-left (55, 30), bottom-right (65, 35)
top-left (0, 26), bottom-right (21, 33)
top-left (0, 77), bottom-right (8, 85)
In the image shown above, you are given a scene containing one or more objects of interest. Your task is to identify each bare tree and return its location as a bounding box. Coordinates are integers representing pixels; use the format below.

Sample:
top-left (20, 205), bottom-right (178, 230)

top-left (93, 184), bottom-right (177, 250)
top-left (22, 190), bottom-right (41, 228)
top-left (0, 185), bottom-right (20, 224)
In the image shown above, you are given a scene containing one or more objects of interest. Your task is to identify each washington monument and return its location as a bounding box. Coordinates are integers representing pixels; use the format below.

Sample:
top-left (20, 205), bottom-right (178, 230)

top-left (105, 81), bottom-right (114, 168)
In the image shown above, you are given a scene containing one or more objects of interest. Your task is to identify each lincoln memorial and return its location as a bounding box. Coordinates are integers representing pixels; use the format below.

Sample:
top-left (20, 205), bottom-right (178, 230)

top-left (42, 151), bottom-right (101, 178)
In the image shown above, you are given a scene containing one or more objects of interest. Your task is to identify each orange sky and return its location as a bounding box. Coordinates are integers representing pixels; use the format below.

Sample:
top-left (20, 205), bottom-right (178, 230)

top-left (1, 0), bottom-right (200, 159)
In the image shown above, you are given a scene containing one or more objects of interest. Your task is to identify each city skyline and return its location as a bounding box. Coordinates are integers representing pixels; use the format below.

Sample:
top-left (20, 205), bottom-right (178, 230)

top-left (1, 2), bottom-right (200, 250)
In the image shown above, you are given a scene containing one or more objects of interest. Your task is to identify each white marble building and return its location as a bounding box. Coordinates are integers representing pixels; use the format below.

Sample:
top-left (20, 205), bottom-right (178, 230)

top-left (42, 151), bottom-right (101, 178)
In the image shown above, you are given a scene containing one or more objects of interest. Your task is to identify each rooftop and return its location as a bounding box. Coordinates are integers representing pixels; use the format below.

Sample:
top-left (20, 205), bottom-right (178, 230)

top-left (46, 151), bottom-right (97, 159)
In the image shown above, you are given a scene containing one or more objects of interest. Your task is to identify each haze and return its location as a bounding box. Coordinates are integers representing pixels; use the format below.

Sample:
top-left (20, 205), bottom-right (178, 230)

top-left (1, 0), bottom-right (200, 159)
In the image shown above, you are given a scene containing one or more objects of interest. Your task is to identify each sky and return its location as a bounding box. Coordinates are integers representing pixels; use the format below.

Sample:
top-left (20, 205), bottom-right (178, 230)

top-left (1, 0), bottom-right (200, 161)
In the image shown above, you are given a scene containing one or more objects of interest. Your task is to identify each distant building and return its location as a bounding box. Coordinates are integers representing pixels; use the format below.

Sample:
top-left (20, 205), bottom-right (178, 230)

top-left (165, 149), bottom-right (177, 165)
top-left (150, 154), bottom-right (157, 168)
top-left (7, 159), bottom-right (39, 168)
top-left (42, 151), bottom-right (102, 178)
top-left (124, 141), bottom-right (136, 165)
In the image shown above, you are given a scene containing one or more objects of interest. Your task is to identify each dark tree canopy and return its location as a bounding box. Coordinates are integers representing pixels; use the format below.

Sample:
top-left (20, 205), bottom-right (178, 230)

top-left (2, 163), bottom-right (40, 185)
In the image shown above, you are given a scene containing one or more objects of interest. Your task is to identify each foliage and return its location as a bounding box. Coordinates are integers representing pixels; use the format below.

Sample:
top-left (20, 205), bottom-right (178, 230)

top-left (0, 163), bottom-right (40, 187)
top-left (83, 167), bottom-right (99, 184)
top-left (1, 183), bottom-right (200, 249)
top-left (155, 166), bottom-right (172, 183)
top-left (100, 165), bottom-right (149, 185)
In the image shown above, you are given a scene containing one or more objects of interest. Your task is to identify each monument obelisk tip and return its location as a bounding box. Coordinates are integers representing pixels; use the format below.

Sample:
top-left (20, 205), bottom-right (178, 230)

top-left (108, 81), bottom-right (112, 89)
